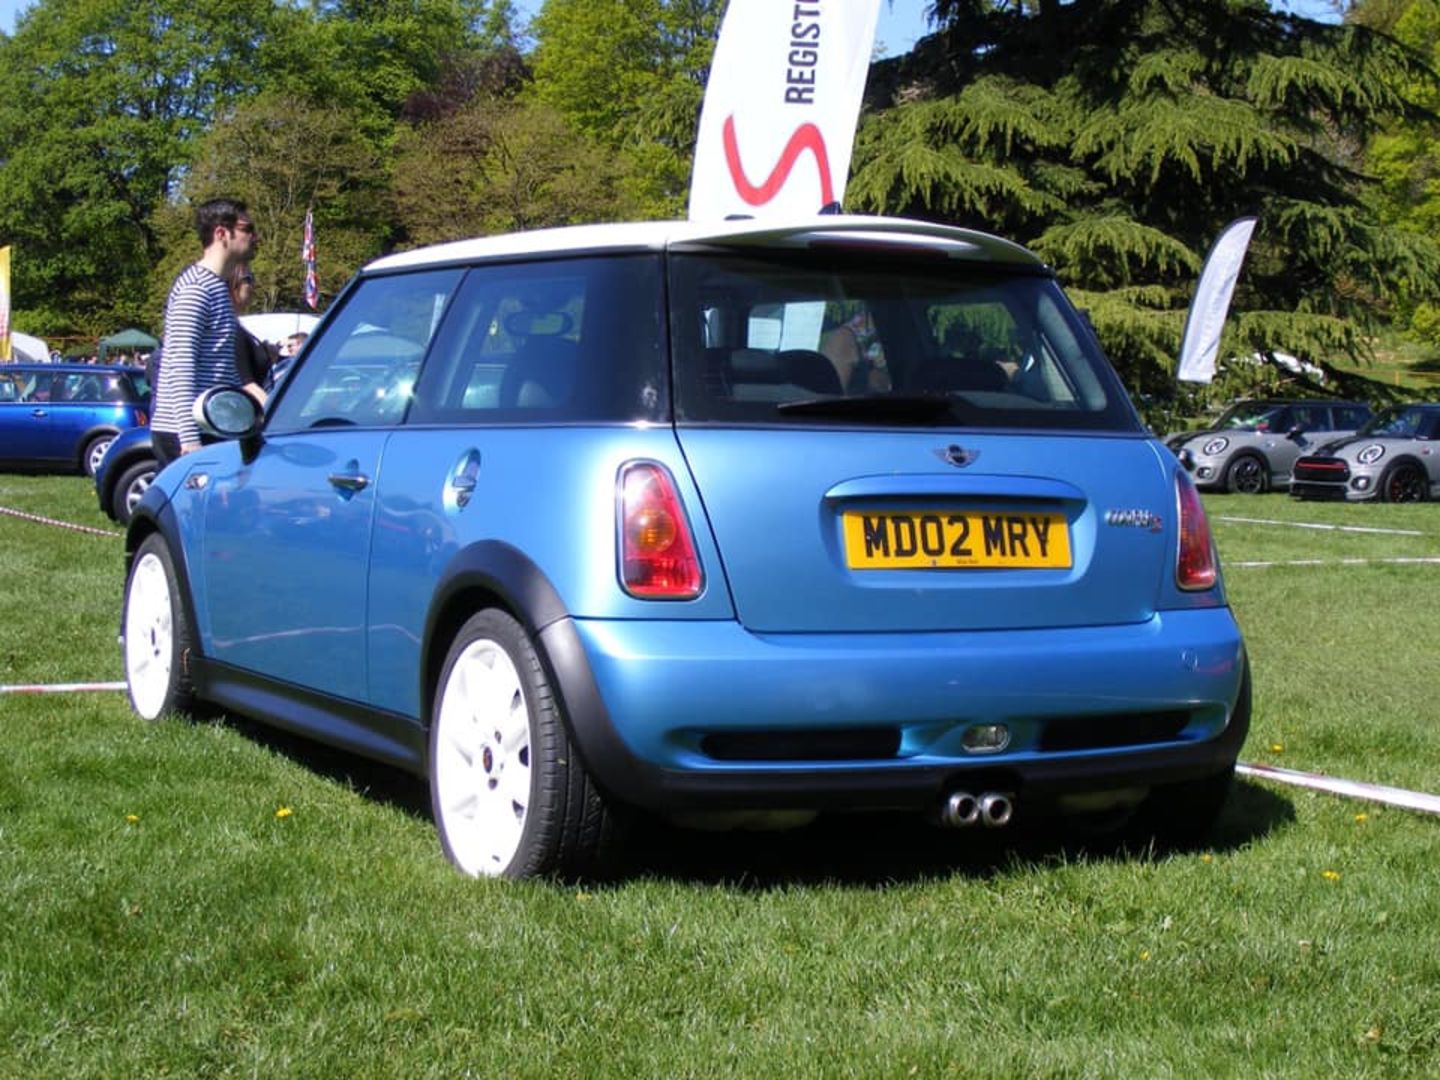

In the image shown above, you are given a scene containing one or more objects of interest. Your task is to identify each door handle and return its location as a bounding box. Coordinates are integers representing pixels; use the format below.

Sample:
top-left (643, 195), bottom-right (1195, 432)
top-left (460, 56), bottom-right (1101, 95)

top-left (328, 472), bottom-right (370, 493)
top-left (446, 450), bottom-right (482, 510)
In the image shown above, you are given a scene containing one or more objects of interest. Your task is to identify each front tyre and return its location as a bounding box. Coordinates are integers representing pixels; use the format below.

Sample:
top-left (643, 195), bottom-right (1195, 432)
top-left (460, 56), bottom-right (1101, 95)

top-left (1382, 462), bottom-right (1427, 503)
top-left (1225, 452), bottom-right (1268, 494)
top-left (123, 534), bottom-right (198, 720)
top-left (429, 609), bottom-right (618, 880)
top-left (114, 459), bottom-right (158, 525)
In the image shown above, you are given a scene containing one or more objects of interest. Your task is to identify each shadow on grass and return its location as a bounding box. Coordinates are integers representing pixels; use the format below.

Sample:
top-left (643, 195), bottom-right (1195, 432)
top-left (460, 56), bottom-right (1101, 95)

top-left (217, 712), bottom-right (431, 818)
top-left (212, 711), bottom-right (1296, 888)
top-left (627, 779), bottom-right (1296, 889)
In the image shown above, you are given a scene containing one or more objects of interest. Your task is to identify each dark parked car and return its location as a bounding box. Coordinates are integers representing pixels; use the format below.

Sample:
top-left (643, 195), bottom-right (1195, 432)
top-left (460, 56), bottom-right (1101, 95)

top-left (0, 362), bottom-right (150, 476)
top-left (1165, 399), bottom-right (1372, 493)
top-left (95, 425), bottom-right (159, 525)
top-left (1291, 404), bottom-right (1440, 502)
top-left (120, 215), bottom-right (1250, 880)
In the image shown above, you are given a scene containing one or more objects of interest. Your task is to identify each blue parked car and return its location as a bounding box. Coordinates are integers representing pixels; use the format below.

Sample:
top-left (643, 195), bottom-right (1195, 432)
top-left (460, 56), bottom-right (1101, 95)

top-left (94, 424), bottom-right (159, 525)
top-left (120, 216), bottom-right (1250, 879)
top-left (0, 362), bottom-right (150, 476)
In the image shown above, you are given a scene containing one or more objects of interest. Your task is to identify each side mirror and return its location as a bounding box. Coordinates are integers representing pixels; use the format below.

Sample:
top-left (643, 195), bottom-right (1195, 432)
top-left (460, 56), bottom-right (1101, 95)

top-left (193, 386), bottom-right (263, 439)
top-left (1175, 447), bottom-right (1196, 472)
top-left (1286, 425), bottom-right (1306, 441)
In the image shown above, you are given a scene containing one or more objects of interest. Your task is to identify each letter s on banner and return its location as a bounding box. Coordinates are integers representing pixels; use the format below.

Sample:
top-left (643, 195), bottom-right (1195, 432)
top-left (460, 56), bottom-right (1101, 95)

top-left (722, 118), bottom-right (836, 208)
top-left (1177, 216), bottom-right (1258, 384)
top-left (688, 0), bottom-right (882, 220)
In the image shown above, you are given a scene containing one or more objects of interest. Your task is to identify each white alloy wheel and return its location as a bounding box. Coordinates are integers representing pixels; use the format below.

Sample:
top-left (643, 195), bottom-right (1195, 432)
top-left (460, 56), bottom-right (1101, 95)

top-left (432, 633), bottom-right (534, 876)
top-left (123, 535), bottom-right (196, 720)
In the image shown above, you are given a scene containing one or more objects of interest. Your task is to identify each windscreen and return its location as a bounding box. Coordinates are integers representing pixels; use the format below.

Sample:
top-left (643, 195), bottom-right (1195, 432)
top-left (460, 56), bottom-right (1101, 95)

top-left (668, 249), bottom-right (1142, 431)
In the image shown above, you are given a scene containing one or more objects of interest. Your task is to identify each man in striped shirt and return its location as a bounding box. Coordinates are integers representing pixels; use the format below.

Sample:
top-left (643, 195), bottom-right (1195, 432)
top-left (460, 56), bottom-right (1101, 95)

top-left (152, 198), bottom-right (260, 466)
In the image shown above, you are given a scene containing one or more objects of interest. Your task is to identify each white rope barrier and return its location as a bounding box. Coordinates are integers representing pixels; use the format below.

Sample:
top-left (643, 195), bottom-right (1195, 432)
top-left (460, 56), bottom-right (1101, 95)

top-left (0, 504), bottom-right (117, 538)
top-left (0, 681), bottom-right (127, 694)
top-left (1238, 761), bottom-right (1440, 817)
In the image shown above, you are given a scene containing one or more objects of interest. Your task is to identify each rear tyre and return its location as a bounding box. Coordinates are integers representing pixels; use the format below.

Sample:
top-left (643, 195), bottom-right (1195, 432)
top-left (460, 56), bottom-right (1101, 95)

top-left (123, 534), bottom-right (198, 720)
top-left (429, 609), bottom-right (618, 880)
top-left (1129, 768), bottom-right (1235, 851)
top-left (1127, 659), bottom-right (1250, 851)
top-left (83, 433), bottom-right (115, 477)
top-left (1225, 452), bottom-right (1268, 494)
top-left (1382, 462), bottom-right (1427, 503)
top-left (114, 459), bottom-right (158, 525)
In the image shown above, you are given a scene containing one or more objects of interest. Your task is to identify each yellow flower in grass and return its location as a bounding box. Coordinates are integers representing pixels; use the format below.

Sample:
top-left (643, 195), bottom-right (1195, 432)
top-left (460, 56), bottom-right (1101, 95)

top-left (1322, 869), bottom-right (1340, 882)
top-left (1354, 813), bottom-right (1369, 824)
top-left (1269, 742), bottom-right (1284, 754)
top-left (125, 814), bottom-right (139, 824)
top-left (275, 806), bottom-right (293, 819)
top-left (1200, 852), bottom-right (1213, 864)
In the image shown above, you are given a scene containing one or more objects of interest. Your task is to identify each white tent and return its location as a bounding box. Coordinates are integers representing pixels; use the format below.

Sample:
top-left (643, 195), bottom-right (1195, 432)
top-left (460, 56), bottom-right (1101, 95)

top-left (240, 312), bottom-right (319, 346)
top-left (8, 331), bottom-right (50, 362)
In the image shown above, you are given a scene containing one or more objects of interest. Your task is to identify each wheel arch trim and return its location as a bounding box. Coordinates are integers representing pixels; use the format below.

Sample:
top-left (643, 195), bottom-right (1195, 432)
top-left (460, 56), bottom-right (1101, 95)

top-left (419, 541), bottom-right (572, 728)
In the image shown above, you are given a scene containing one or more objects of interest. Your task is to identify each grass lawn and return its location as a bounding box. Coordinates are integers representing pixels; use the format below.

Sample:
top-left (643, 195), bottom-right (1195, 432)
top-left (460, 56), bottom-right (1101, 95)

top-left (3, 476), bottom-right (1440, 1076)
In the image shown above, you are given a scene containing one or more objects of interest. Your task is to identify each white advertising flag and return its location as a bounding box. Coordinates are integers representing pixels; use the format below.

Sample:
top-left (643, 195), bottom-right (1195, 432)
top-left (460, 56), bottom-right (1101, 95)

top-left (688, 0), bottom-right (882, 220)
top-left (1176, 216), bottom-right (1258, 384)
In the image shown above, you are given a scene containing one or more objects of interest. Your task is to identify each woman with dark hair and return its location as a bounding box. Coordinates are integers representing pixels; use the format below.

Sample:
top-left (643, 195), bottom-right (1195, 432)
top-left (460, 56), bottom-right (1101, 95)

top-left (229, 265), bottom-right (278, 406)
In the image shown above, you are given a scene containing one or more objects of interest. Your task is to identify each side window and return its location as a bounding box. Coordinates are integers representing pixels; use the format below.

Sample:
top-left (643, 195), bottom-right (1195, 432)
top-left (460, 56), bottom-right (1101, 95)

top-left (1290, 405), bottom-right (1318, 431)
top-left (1260, 407), bottom-right (1291, 433)
top-left (1336, 406), bottom-right (1369, 429)
top-left (267, 268), bottom-right (464, 433)
top-left (408, 254), bottom-right (666, 425)
top-left (0, 373), bottom-right (20, 402)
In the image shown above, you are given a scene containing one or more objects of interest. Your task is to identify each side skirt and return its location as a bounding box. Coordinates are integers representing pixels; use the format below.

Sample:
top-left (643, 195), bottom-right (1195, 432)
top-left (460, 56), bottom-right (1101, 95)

top-left (193, 657), bottom-right (428, 776)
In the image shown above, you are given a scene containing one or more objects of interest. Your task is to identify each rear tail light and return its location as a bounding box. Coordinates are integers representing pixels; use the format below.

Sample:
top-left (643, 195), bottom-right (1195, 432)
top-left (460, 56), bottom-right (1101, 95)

top-left (618, 462), bottom-right (703, 599)
top-left (1175, 468), bottom-right (1218, 590)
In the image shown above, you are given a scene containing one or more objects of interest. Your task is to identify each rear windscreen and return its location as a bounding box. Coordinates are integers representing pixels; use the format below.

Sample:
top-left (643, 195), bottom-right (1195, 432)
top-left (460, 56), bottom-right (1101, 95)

top-left (668, 250), bottom-right (1142, 432)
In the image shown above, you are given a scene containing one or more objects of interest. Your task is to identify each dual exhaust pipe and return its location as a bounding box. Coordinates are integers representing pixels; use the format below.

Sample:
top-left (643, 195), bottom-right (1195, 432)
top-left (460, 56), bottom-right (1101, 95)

top-left (940, 790), bottom-right (1015, 829)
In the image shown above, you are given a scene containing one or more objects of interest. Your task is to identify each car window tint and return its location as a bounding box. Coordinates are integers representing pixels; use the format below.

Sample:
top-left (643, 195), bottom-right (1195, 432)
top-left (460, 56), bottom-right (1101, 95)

top-left (267, 269), bottom-right (463, 433)
top-left (668, 251), bottom-right (1138, 431)
top-left (1290, 405), bottom-right (1318, 430)
top-left (1336, 406), bottom-right (1370, 429)
top-left (407, 254), bottom-right (667, 425)
top-left (0, 372), bottom-right (20, 402)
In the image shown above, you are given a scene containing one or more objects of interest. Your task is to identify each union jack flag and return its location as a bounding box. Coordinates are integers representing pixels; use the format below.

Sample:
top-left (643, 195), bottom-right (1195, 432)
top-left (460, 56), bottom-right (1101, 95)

top-left (302, 209), bottom-right (319, 310)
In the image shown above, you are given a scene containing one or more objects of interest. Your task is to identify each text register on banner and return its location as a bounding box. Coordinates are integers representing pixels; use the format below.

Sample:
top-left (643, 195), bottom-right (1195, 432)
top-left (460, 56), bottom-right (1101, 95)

top-left (688, 0), bottom-right (882, 221)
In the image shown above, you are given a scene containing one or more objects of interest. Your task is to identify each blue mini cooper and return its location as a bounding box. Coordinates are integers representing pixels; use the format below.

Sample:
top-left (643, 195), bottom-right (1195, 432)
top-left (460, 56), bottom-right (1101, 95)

top-left (121, 216), bottom-right (1250, 878)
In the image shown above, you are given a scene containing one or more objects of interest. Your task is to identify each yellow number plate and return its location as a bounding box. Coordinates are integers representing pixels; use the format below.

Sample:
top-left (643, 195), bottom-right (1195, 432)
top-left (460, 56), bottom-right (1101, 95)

top-left (842, 510), bottom-right (1072, 569)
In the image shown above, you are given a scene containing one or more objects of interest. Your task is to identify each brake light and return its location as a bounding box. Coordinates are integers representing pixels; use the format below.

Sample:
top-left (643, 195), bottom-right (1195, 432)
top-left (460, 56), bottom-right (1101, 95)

top-left (618, 462), bottom-right (703, 599)
top-left (1175, 469), bottom-right (1218, 590)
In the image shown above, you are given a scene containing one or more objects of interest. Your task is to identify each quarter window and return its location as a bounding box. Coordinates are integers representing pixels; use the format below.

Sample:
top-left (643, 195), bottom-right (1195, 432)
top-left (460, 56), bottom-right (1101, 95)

top-left (407, 255), bottom-right (666, 425)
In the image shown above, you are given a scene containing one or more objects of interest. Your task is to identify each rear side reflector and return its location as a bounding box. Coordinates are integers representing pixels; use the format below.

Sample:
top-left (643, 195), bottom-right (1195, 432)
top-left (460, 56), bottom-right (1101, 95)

top-left (1175, 469), bottom-right (1218, 590)
top-left (618, 461), bottom-right (703, 599)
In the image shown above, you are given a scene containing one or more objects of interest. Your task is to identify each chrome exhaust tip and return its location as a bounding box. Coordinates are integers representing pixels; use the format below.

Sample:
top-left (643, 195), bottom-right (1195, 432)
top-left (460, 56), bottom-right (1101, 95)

top-left (979, 792), bottom-right (1014, 828)
top-left (942, 791), bottom-right (981, 828)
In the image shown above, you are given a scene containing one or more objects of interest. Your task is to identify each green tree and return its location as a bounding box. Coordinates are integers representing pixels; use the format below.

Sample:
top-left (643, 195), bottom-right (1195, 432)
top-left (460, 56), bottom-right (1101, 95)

top-left (258, 0), bottom-right (492, 150)
top-left (162, 94), bottom-right (390, 314)
top-left (852, 0), bottom-right (1440, 407)
top-left (391, 95), bottom-right (645, 240)
top-left (528, 0), bottom-right (722, 216)
top-left (1357, 0), bottom-right (1440, 347)
top-left (0, 0), bottom-right (280, 335)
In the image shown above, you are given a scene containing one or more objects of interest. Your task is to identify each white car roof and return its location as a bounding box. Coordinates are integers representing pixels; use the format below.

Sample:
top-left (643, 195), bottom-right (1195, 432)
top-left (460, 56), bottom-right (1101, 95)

top-left (364, 215), bottom-right (1044, 273)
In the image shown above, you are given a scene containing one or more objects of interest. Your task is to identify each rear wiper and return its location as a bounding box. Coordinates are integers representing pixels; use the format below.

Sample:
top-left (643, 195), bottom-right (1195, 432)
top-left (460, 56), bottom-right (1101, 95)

top-left (775, 394), bottom-right (963, 423)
